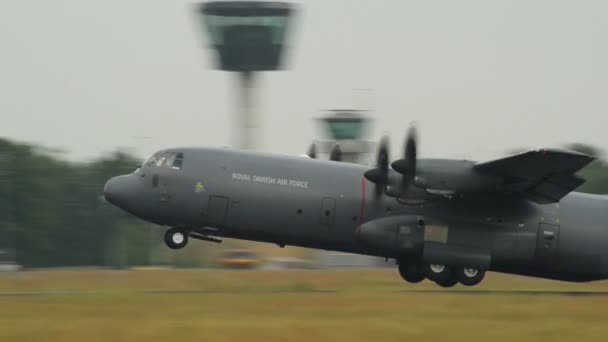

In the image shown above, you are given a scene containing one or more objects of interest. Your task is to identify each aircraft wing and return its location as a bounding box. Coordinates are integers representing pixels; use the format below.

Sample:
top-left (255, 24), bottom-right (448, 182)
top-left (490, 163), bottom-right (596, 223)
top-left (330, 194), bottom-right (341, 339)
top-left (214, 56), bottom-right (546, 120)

top-left (474, 149), bottom-right (595, 204)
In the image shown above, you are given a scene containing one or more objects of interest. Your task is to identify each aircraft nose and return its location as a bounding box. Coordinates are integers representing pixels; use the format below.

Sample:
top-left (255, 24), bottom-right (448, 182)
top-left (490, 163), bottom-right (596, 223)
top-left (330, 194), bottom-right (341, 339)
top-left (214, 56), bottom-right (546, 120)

top-left (103, 175), bottom-right (136, 208)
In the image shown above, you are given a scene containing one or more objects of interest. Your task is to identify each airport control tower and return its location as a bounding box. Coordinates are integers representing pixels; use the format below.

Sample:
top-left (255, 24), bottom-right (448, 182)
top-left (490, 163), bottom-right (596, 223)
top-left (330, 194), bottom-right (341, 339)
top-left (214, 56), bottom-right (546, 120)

top-left (313, 109), bottom-right (375, 165)
top-left (196, 1), bottom-right (296, 150)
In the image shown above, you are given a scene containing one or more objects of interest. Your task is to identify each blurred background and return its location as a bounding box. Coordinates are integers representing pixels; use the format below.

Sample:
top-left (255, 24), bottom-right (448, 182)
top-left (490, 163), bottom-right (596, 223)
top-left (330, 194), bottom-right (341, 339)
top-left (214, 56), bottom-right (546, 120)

top-left (1, 0), bottom-right (608, 341)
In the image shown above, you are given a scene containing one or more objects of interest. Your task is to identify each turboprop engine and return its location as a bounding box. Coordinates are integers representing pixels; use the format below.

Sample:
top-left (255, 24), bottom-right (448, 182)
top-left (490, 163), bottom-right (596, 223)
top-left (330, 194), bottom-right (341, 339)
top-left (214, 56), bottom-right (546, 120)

top-left (357, 215), bottom-right (425, 256)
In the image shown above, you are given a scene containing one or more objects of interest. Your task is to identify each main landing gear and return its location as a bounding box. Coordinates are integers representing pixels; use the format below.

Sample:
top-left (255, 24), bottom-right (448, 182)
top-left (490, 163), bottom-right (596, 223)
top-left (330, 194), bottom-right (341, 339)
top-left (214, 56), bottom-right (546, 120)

top-left (398, 262), bottom-right (425, 283)
top-left (424, 264), bottom-right (459, 288)
top-left (164, 228), bottom-right (188, 250)
top-left (398, 260), bottom-right (486, 287)
top-left (455, 267), bottom-right (486, 286)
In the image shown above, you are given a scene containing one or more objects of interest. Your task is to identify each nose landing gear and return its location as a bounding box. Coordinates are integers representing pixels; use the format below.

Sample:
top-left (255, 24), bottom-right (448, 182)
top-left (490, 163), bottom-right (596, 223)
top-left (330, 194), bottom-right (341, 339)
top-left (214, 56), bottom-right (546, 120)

top-left (164, 228), bottom-right (188, 249)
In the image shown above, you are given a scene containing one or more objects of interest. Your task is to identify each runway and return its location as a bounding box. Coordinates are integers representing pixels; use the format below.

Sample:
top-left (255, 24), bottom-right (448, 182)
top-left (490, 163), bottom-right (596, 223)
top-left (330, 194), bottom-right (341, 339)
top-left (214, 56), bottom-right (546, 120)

top-left (3, 269), bottom-right (608, 341)
top-left (3, 288), bottom-right (608, 297)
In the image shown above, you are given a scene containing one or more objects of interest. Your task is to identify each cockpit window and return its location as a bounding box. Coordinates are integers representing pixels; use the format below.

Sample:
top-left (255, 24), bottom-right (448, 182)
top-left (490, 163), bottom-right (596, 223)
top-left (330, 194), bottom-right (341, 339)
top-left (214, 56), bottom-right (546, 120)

top-left (145, 152), bottom-right (184, 170)
top-left (164, 154), bottom-right (176, 168)
top-left (145, 153), bottom-right (161, 167)
top-left (172, 153), bottom-right (184, 170)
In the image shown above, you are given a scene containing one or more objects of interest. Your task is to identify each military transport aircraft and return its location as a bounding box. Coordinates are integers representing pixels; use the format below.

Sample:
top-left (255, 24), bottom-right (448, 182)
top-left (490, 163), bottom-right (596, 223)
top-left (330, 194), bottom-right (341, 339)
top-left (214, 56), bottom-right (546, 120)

top-left (103, 128), bottom-right (606, 287)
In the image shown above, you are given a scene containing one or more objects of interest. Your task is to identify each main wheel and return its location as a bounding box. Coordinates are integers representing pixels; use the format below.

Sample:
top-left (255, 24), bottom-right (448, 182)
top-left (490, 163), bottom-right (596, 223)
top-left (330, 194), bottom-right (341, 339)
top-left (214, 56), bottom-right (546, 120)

top-left (435, 276), bottom-right (459, 288)
top-left (398, 261), bottom-right (425, 283)
top-left (424, 264), bottom-right (453, 283)
top-left (456, 268), bottom-right (486, 286)
top-left (164, 228), bottom-right (188, 250)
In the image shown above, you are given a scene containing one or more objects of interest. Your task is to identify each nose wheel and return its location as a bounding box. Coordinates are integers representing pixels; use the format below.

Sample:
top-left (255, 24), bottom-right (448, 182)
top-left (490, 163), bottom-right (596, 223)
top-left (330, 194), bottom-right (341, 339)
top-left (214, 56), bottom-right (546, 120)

top-left (164, 228), bottom-right (188, 249)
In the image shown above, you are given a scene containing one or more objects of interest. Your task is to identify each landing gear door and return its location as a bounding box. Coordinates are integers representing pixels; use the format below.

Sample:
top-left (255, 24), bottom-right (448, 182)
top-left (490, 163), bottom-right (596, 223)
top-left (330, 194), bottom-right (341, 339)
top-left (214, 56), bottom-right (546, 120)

top-left (320, 197), bottom-right (336, 227)
top-left (536, 223), bottom-right (560, 263)
top-left (207, 196), bottom-right (229, 227)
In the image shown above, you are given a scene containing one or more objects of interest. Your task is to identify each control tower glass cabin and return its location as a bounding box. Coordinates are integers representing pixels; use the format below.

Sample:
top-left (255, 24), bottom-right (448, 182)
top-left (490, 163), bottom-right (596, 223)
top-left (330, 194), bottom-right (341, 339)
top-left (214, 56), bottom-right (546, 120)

top-left (196, 1), bottom-right (296, 150)
top-left (317, 110), bottom-right (374, 165)
top-left (198, 1), bottom-right (294, 72)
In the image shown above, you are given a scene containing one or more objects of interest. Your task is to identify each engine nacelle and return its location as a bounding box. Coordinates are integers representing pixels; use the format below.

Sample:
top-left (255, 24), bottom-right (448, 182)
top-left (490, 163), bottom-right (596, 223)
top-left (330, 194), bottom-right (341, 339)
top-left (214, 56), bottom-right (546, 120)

top-left (359, 216), bottom-right (493, 269)
top-left (414, 159), bottom-right (500, 195)
top-left (358, 215), bottom-right (424, 256)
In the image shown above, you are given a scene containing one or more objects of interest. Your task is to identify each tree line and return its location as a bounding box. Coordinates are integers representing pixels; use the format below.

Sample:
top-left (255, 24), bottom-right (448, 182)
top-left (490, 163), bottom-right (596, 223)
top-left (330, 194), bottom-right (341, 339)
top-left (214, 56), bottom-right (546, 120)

top-left (0, 138), bottom-right (207, 268)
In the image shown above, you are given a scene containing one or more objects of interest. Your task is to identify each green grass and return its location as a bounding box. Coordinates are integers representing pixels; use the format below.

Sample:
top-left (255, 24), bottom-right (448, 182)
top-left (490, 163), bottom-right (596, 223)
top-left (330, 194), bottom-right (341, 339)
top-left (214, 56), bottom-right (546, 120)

top-left (1, 269), bottom-right (608, 341)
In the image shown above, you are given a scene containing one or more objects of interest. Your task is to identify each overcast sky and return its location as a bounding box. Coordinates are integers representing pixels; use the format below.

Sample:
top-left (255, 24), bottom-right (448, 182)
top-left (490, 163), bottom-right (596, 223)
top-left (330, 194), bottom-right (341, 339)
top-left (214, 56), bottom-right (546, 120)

top-left (1, 0), bottom-right (607, 162)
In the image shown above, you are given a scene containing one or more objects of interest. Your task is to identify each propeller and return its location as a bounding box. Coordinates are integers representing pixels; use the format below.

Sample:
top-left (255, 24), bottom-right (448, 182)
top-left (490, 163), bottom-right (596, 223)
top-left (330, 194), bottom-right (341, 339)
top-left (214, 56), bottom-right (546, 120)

top-left (364, 125), bottom-right (419, 199)
top-left (364, 135), bottom-right (390, 198)
top-left (391, 125), bottom-right (418, 186)
top-left (307, 143), bottom-right (317, 159)
top-left (329, 143), bottom-right (342, 162)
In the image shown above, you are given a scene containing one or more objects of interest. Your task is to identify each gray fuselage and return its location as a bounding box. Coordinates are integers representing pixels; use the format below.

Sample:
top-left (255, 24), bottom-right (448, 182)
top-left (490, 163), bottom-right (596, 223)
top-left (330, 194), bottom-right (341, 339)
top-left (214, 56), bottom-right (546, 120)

top-left (105, 147), bottom-right (608, 282)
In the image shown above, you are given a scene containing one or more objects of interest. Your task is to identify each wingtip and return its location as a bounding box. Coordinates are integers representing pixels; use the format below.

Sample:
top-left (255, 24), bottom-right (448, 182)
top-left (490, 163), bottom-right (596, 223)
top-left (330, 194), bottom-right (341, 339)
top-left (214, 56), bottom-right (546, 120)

top-left (538, 148), bottom-right (595, 170)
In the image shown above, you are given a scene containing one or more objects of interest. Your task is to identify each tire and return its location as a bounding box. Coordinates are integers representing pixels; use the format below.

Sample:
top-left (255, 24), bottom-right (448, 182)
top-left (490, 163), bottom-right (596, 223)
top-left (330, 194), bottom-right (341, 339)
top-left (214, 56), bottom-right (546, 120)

top-left (456, 268), bottom-right (486, 286)
top-left (435, 276), bottom-right (459, 288)
top-left (424, 264), bottom-right (453, 283)
top-left (164, 228), bottom-right (188, 250)
top-left (398, 261), bottom-right (425, 283)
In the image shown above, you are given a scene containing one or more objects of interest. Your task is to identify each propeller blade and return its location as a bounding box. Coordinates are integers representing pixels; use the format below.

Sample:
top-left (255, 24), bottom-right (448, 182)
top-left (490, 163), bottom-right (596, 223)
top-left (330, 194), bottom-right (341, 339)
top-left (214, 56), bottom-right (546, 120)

top-left (374, 181), bottom-right (384, 197)
top-left (404, 125), bottom-right (417, 183)
top-left (391, 125), bottom-right (418, 181)
top-left (363, 135), bottom-right (391, 198)
top-left (377, 135), bottom-right (389, 173)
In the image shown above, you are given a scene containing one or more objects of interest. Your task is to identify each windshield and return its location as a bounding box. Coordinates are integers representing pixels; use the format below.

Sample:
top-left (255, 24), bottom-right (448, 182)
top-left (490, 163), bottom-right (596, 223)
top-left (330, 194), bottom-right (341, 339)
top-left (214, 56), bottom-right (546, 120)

top-left (145, 152), bottom-right (184, 170)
